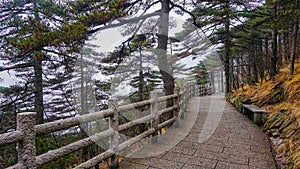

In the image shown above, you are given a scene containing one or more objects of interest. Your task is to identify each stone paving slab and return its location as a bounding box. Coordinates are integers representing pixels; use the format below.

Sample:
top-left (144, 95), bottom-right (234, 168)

top-left (119, 92), bottom-right (276, 169)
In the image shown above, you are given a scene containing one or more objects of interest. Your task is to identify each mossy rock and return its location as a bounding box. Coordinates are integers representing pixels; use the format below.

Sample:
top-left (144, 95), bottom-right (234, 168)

top-left (266, 128), bottom-right (280, 137)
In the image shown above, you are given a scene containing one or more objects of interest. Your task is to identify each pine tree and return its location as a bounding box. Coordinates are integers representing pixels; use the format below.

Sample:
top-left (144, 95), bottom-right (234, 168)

top-left (192, 61), bottom-right (209, 85)
top-left (0, 0), bottom-right (85, 124)
top-left (191, 0), bottom-right (261, 92)
top-left (0, 0), bottom-right (128, 124)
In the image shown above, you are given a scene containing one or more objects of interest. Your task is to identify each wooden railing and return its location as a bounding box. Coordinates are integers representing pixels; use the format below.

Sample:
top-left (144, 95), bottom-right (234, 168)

top-left (0, 82), bottom-right (214, 169)
top-left (199, 84), bottom-right (215, 96)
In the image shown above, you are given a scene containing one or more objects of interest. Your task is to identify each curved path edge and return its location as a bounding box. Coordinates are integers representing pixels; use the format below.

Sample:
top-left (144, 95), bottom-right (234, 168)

top-left (119, 92), bottom-right (276, 169)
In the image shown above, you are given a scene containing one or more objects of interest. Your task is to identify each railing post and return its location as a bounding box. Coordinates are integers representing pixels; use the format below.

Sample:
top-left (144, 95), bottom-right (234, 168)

top-left (192, 82), bottom-right (195, 97)
top-left (189, 82), bottom-right (193, 100)
top-left (187, 82), bottom-right (190, 99)
top-left (150, 91), bottom-right (159, 143)
top-left (194, 82), bottom-right (197, 96)
top-left (195, 84), bottom-right (199, 97)
top-left (17, 112), bottom-right (37, 169)
top-left (181, 84), bottom-right (187, 120)
top-left (191, 82), bottom-right (194, 98)
top-left (174, 88), bottom-right (180, 128)
top-left (186, 84), bottom-right (189, 102)
top-left (108, 98), bottom-right (119, 169)
top-left (199, 84), bottom-right (201, 96)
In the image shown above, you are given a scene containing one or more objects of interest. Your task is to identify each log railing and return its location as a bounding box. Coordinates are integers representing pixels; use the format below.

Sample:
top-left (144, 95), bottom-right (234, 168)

top-left (0, 82), bottom-right (214, 169)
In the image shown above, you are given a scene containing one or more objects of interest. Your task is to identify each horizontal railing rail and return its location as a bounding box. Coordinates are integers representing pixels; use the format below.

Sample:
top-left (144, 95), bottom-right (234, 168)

top-left (0, 82), bottom-right (214, 169)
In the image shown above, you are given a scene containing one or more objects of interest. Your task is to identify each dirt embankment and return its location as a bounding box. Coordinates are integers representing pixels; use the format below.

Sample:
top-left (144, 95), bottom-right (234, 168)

top-left (228, 64), bottom-right (300, 169)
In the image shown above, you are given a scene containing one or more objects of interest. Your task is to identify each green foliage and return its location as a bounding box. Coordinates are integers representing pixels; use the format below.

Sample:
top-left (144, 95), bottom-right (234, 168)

top-left (0, 0), bottom-right (129, 166)
top-left (192, 61), bottom-right (210, 85)
top-left (175, 22), bottom-right (196, 40)
top-left (36, 133), bottom-right (82, 169)
top-left (131, 34), bottom-right (153, 49)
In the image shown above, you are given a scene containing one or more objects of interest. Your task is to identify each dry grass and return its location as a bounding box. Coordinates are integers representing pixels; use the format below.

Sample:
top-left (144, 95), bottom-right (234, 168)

top-left (231, 62), bottom-right (300, 169)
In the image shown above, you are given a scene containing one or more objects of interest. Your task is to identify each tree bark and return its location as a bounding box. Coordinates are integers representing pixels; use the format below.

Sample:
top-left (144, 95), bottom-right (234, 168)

top-left (157, 0), bottom-right (174, 98)
top-left (221, 65), bottom-right (224, 92)
top-left (156, 0), bottom-right (174, 125)
top-left (33, 0), bottom-right (44, 124)
top-left (270, 4), bottom-right (278, 77)
top-left (283, 32), bottom-right (290, 63)
top-left (138, 49), bottom-right (144, 101)
top-left (278, 33), bottom-right (283, 67)
top-left (253, 45), bottom-right (259, 83)
top-left (34, 56), bottom-right (44, 124)
top-left (224, 1), bottom-right (231, 93)
top-left (290, 20), bottom-right (298, 75)
top-left (258, 40), bottom-right (265, 83)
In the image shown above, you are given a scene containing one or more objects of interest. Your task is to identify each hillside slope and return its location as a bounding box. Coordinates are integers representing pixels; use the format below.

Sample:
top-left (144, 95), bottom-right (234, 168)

top-left (229, 63), bottom-right (300, 169)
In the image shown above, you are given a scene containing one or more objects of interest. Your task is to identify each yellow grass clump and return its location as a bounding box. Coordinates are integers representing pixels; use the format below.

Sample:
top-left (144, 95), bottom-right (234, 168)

top-left (230, 62), bottom-right (300, 169)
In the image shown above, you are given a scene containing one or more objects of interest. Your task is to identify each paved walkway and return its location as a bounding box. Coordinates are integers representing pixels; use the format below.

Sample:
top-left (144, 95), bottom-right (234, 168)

top-left (119, 92), bottom-right (276, 169)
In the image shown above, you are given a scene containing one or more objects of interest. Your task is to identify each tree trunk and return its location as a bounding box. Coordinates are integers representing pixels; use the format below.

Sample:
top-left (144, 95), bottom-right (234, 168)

top-left (264, 37), bottom-right (270, 80)
top-left (157, 0), bottom-right (174, 99)
top-left (247, 48), bottom-right (253, 84)
top-left (258, 40), bottom-right (265, 83)
top-left (253, 45), bottom-right (259, 83)
top-left (80, 55), bottom-right (85, 115)
top-left (240, 56), bottom-right (248, 85)
top-left (156, 0), bottom-right (174, 125)
top-left (221, 65), bottom-right (224, 92)
top-left (283, 32), bottom-right (290, 63)
top-left (278, 33), bottom-right (283, 67)
top-left (230, 59), bottom-right (235, 90)
top-left (210, 70), bottom-right (214, 88)
top-left (33, 0), bottom-right (43, 124)
top-left (224, 1), bottom-right (231, 93)
top-left (290, 20), bottom-right (299, 75)
top-left (270, 4), bottom-right (278, 77)
top-left (237, 58), bottom-right (241, 89)
top-left (138, 49), bottom-right (144, 101)
top-left (34, 56), bottom-right (44, 124)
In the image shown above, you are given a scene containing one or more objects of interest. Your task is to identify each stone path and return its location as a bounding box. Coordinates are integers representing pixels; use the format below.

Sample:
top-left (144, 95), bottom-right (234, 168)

top-left (119, 92), bottom-right (276, 169)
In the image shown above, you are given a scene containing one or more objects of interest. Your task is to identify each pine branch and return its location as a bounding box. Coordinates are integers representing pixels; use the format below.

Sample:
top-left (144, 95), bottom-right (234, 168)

top-left (0, 92), bottom-right (33, 110)
top-left (0, 63), bottom-right (34, 72)
top-left (87, 11), bottom-right (160, 35)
